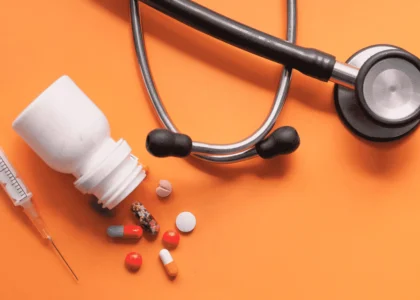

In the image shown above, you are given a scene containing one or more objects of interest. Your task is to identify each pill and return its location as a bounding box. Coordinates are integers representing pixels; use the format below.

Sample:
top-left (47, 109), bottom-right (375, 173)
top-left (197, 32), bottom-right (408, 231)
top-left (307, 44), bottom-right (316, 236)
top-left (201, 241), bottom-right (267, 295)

top-left (131, 202), bottom-right (160, 235)
top-left (107, 225), bottom-right (143, 239)
top-left (162, 230), bottom-right (180, 249)
top-left (125, 252), bottom-right (142, 271)
top-left (159, 249), bottom-right (178, 278)
top-left (176, 212), bottom-right (196, 233)
top-left (156, 180), bottom-right (172, 198)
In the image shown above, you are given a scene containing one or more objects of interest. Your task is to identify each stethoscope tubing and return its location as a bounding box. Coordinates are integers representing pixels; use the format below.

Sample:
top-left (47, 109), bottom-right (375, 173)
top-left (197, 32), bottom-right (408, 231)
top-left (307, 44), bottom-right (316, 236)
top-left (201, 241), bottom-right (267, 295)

top-left (138, 0), bottom-right (340, 81)
top-left (130, 0), bottom-right (297, 163)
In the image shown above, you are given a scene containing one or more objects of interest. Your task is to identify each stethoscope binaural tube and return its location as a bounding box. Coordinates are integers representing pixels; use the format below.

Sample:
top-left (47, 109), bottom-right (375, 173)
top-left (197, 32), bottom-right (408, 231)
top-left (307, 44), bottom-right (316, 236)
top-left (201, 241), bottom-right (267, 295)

top-left (130, 0), bottom-right (300, 163)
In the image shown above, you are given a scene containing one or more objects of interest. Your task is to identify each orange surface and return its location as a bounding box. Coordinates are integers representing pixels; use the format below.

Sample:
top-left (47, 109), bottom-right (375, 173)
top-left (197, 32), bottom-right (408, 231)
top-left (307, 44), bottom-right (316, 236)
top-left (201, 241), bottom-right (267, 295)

top-left (1, 0), bottom-right (420, 299)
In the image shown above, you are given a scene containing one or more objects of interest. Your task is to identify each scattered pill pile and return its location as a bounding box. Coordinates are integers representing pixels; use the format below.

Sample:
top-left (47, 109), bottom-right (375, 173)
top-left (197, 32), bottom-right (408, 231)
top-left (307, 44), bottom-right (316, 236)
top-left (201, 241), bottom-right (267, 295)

top-left (105, 179), bottom-right (196, 279)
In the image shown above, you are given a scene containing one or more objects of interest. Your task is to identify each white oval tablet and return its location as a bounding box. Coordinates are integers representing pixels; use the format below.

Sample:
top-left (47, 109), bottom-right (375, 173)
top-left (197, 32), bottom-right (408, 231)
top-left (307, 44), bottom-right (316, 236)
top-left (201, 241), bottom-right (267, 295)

top-left (176, 212), bottom-right (196, 233)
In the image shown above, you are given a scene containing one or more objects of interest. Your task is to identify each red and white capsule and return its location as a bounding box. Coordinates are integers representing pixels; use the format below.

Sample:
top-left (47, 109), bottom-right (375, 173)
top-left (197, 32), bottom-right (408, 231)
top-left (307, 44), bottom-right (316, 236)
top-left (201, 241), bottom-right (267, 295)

top-left (160, 249), bottom-right (178, 278)
top-left (107, 225), bottom-right (143, 239)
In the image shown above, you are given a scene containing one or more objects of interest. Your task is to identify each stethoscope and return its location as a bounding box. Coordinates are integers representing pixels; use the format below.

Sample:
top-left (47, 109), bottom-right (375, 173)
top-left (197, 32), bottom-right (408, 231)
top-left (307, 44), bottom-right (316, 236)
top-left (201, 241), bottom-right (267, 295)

top-left (130, 0), bottom-right (420, 164)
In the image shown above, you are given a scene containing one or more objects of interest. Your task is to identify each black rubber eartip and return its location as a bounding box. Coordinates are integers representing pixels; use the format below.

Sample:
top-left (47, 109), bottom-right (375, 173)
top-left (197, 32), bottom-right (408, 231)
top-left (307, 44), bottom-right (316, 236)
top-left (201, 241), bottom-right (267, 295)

top-left (255, 126), bottom-right (300, 159)
top-left (146, 129), bottom-right (193, 158)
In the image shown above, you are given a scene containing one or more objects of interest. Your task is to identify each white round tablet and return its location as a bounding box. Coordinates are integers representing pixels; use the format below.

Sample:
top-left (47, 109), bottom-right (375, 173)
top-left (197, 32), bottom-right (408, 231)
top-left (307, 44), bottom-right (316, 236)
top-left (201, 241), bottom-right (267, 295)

top-left (176, 212), bottom-right (196, 233)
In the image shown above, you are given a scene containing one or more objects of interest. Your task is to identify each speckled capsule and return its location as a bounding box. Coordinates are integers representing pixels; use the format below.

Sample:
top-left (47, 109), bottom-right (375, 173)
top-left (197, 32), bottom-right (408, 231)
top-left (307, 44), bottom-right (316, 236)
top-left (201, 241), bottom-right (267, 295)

top-left (131, 202), bottom-right (160, 235)
top-left (107, 225), bottom-right (143, 239)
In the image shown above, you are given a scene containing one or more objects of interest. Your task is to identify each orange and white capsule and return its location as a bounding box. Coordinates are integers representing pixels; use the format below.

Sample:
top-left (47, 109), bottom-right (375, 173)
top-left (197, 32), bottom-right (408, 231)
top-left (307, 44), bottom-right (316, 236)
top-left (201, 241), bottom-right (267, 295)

top-left (107, 225), bottom-right (143, 239)
top-left (159, 249), bottom-right (178, 278)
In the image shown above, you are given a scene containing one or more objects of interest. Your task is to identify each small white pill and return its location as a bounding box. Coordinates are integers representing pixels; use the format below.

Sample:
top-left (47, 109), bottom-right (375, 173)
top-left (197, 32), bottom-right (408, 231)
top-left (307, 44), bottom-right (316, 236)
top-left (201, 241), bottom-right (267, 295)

top-left (156, 180), bottom-right (172, 198)
top-left (176, 212), bottom-right (196, 233)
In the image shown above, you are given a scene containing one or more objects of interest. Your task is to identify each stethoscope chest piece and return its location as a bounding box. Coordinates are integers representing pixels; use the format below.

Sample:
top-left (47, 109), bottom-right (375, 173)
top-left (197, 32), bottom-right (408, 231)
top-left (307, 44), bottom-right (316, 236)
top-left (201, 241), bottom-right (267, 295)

top-left (334, 44), bottom-right (420, 142)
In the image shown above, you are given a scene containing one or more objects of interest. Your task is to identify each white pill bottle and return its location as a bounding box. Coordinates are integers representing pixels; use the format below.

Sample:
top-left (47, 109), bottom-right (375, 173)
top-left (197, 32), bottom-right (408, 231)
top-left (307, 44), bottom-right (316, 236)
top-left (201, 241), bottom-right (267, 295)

top-left (12, 75), bottom-right (146, 209)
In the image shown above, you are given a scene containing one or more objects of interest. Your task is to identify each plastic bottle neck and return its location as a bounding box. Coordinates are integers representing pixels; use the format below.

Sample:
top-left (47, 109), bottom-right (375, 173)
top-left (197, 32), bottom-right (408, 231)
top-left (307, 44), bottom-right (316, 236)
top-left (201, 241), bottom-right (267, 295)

top-left (73, 138), bottom-right (146, 209)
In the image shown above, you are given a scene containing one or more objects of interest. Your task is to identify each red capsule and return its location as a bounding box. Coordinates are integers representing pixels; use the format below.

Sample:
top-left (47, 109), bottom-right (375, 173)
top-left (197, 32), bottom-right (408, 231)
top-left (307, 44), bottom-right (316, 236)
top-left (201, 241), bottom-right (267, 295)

top-left (107, 225), bottom-right (143, 239)
top-left (162, 230), bottom-right (180, 249)
top-left (125, 252), bottom-right (142, 271)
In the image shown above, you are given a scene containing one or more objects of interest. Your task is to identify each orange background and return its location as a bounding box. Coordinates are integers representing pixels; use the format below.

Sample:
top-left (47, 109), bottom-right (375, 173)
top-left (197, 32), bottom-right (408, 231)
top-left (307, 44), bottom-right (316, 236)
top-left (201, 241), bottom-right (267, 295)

top-left (1, 0), bottom-right (420, 299)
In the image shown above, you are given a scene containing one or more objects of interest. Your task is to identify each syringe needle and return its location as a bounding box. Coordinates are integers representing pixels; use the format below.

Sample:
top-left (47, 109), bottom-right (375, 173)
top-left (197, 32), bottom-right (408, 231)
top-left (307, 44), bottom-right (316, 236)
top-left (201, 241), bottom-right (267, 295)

top-left (0, 149), bottom-right (79, 282)
top-left (49, 237), bottom-right (79, 282)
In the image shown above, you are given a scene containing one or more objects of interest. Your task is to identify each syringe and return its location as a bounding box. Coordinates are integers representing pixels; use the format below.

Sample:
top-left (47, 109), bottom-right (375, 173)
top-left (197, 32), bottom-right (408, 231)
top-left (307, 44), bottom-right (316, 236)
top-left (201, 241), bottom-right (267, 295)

top-left (0, 147), bottom-right (78, 281)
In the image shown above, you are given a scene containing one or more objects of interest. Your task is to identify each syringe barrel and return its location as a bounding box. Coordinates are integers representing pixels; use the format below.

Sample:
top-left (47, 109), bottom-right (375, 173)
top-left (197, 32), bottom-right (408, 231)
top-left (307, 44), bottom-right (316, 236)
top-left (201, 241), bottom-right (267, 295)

top-left (0, 147), bottom-right (32, 206)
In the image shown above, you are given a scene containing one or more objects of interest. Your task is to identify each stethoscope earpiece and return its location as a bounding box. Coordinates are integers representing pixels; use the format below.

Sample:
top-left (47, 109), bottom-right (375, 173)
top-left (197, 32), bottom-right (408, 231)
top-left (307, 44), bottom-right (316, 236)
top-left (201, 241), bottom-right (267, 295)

top-left (255, 126), bottom-right (300, 159)
top-left (146, 129), bottom-right (193, 158)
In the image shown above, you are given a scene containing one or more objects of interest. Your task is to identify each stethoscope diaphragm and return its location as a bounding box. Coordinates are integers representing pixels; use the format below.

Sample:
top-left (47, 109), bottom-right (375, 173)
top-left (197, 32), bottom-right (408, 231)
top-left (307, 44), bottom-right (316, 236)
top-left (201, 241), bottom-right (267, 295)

top-left (334, 45), bottom-right (420, 142)
top-left (356, 49), bottom-right (420, 127)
